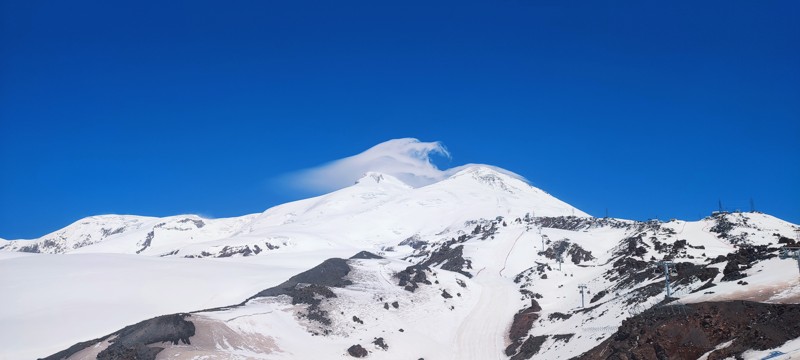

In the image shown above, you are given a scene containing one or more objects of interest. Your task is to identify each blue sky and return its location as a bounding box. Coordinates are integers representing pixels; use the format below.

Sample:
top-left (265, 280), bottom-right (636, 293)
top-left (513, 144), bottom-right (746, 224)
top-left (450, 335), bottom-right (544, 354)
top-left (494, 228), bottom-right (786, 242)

top-left (1, 1), bottom-right (798, 239)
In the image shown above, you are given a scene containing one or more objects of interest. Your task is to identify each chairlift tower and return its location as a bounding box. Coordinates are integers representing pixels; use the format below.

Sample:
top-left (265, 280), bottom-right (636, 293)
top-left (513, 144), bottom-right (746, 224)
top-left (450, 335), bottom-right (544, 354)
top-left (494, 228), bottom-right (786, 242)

top-left (556, 255), bottom-right (563, 271)
top-left (780, 232), bottom-right (800, 275)
top-left (541, 234), bottom-right (549, 252)
top-left (657, 261), bottom-right (677, 298)
top-left (578, 284), bottom-right (588, 308)
top-left (779, 248), bottom-right (800, 275)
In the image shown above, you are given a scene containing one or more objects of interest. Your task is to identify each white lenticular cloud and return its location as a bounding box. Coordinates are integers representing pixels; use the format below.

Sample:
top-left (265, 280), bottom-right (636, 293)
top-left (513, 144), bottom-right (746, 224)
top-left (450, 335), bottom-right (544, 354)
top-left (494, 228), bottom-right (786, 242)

top-left (284, 138), bottom-right (449, 192)
top-left (282, 138), bottom-right (526, 193)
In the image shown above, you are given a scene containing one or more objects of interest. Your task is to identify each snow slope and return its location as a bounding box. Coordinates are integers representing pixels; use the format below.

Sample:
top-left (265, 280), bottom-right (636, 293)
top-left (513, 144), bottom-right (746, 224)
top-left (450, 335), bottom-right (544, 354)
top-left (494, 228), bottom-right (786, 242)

top-left (0, 253), bottom-right (306, 359)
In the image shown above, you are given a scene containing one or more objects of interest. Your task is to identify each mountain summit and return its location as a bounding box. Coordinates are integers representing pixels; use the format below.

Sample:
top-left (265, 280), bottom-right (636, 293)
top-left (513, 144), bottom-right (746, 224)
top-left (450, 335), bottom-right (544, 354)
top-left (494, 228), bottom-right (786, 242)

top-left (354, 172), bottom-right (413, 188)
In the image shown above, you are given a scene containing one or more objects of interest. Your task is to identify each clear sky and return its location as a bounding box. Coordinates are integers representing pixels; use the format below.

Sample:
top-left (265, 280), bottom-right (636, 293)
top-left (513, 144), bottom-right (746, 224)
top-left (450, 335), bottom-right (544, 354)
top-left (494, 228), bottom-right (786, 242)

top-left (1, 0), bottom-right (798, 239)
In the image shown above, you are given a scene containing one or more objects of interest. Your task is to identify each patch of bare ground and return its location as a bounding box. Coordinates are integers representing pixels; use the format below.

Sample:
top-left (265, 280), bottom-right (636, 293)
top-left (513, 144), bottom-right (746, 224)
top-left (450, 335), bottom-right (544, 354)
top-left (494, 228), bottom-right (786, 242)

top-left (155, 315), bottom-right (279, 359)
top-left (65, 337), bottom-right (115, 359)
top-left (687, 281), bottom-right (800, 304)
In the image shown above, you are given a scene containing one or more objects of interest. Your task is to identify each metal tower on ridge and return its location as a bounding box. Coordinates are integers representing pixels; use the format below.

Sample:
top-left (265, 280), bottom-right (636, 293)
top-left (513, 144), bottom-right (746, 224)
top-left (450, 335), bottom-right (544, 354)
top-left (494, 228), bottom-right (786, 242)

top-left (578, 284), bottom-right (588, 308)
top-left (657, 261), bottom-right (677, 298)
top-left (779, 231), bottom-right (800, 275)
top-left (779, 248), bottom-right (800, 275)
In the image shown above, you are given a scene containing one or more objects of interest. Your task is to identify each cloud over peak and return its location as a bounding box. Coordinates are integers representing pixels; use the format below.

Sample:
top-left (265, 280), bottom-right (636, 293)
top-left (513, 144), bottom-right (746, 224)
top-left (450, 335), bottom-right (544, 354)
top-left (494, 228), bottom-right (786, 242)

top-left (282, 138), bottom-right (447, 192)
top-left (281, 138), bottom-right (525, 194)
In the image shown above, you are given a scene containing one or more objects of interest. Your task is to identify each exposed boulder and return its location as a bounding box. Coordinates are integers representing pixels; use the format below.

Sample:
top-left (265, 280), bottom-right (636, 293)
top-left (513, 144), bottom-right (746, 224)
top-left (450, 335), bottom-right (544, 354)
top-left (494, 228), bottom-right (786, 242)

top-left (347, 344), bottom-right (368, 358)
top-left (372, 337), bottom-right (388, 350)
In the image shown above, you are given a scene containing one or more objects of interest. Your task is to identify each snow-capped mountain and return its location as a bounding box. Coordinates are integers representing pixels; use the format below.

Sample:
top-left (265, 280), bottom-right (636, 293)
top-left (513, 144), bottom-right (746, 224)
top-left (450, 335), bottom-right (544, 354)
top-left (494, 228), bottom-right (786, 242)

top-left (0, 215), bottom-right (154, 254)
top-left (1, 166), bottom-right (586, 258)
top-left (1, 165), bottom-right (798, 360)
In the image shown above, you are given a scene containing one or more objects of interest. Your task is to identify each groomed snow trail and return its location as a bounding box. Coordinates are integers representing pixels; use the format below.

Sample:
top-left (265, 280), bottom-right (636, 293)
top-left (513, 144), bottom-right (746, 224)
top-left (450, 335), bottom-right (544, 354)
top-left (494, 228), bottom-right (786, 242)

top-left (451, 231), bottom-right (526, 359)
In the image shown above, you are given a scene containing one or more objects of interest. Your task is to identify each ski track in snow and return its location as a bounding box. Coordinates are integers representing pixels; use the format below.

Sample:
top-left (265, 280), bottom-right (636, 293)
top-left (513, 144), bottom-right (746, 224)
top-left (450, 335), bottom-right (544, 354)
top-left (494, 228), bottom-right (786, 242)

top-left (500, 231), bottom-right (526, 277)
top-left (452, 230), bottom-right (524, 360)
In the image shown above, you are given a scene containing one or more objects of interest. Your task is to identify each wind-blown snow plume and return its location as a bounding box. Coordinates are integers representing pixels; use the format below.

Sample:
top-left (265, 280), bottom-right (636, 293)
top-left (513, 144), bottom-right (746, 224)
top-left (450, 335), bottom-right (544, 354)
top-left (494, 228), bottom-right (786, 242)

top-left (281, 138), bottom-right (526, 193)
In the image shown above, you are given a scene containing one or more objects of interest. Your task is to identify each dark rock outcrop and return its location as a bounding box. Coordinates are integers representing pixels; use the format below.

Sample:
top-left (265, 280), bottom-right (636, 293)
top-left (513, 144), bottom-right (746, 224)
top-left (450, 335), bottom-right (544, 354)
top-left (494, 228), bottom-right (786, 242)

top-left (590, 290), bottom-right (608, 304)
top-left (246, 257), bottom-right (353, 326)
top-left (506, 300), bottom-right (543, 357)
top-left (532, 216), bottom-right (633, 231)
top-left (541, 240), bottom-right (596, 265)
top-left (350, 251), bottom-right (384, 260)
top-left (510, 335), bottom-right (548, 360)
top-left (398, 235), bottom-right (427, 249)
top-left (717, 245), bottom-right (776, 282)
top-left (42, 314), bottom-right (195, 360)
top-left (249, 258), bottom-right (352, 300)
top-left (135, 231), bottom-right (155, 254)
top-left (553, 334), bottom-right (574, 343)
top-left (420, 243), bottom-right (473, 278)
top-left (576, 301), bottom-right (800, 360)
top-left (547, 312), bottom-right (572, 321)
top-left (177, 218), bottom-right (205, 228)
top-left (709, 214), bottom-right (736, 239)
top-left (395, 265), bottom-right (432, 292)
